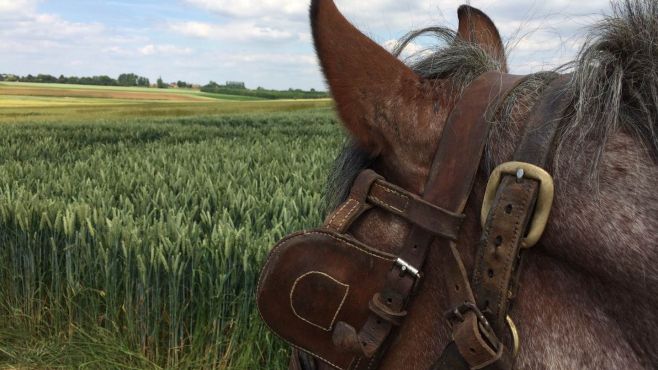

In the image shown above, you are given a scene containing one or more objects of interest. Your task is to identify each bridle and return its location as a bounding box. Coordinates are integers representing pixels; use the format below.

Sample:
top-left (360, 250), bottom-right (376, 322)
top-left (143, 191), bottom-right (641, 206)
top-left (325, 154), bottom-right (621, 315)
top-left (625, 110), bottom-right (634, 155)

top-left (258, 70), bottom-right (571, 370)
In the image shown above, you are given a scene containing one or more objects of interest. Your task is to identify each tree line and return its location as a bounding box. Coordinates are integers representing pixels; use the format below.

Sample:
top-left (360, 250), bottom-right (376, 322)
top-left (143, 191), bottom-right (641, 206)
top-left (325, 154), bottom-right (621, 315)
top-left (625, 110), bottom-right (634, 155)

top-left (0, 73), bottom-right (156, 87)
top-left (201, 81), bottom-right (329, 100)
top-left (0, 73), bottom-right (330, 99)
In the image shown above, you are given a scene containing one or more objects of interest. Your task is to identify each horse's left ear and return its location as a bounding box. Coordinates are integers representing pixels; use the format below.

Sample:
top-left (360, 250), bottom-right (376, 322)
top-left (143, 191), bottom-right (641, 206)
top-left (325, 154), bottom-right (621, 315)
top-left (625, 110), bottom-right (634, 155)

top-left (311, 0), bottom-right (439, 157)
top-left (457, 5), bottom-right (508, 72)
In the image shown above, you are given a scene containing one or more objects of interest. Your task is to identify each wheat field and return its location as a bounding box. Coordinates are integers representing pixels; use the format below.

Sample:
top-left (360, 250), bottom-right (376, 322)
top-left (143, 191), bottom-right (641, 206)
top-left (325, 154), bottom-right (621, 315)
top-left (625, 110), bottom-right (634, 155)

top-left (0, 88), bottom-right (341, 369)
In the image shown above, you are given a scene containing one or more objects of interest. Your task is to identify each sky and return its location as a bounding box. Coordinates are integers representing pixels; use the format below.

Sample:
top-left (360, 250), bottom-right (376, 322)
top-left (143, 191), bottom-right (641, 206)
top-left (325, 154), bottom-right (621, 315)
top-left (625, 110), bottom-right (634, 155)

top-left (0, 0), bottom-right (614, 90)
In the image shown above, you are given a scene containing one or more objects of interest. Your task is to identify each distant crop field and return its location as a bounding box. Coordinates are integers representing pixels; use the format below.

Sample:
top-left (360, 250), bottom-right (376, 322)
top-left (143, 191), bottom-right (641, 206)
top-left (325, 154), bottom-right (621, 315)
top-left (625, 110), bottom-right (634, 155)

top-left (0, 84), bottom-right (333, 122)
top-left (0, 94), bottom-right (341, 368)
top-left (0, 82), bottom-right (327, 107)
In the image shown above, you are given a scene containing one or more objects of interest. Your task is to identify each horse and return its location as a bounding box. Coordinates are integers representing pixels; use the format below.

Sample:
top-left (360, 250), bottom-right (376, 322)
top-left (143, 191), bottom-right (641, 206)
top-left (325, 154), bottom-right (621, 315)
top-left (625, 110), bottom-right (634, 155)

top-left (273, 0), bottom-right (657, 368)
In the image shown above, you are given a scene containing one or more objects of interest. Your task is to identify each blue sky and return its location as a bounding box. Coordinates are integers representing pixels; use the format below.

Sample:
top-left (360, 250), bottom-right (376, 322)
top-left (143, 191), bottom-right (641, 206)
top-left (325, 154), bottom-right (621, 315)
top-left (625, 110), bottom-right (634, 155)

top-left (0, 0), bottom-right (613, 90)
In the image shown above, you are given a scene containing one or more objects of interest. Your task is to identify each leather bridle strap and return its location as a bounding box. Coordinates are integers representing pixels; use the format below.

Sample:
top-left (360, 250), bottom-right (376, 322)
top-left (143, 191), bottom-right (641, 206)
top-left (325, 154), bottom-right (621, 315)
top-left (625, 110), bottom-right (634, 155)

top-left (325, 173), bottom-right (465, 241)
top-left (331, 72), bottom-right (526, 370)
top-left (473, 74), bottom-right (569, 332)
top-left (437, 75), bottom-right (572, 370)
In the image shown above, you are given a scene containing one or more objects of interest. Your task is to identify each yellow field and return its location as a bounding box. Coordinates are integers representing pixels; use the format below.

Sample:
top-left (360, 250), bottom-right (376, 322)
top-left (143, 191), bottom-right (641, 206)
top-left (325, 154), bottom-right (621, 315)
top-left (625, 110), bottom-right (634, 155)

top-left (0, 82), bottom-right (333, 122)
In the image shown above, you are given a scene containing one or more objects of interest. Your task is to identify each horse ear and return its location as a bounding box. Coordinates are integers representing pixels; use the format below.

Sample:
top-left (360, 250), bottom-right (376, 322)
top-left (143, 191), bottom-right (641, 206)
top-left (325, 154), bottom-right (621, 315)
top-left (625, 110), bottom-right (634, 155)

top-left (457, 5), bottom-right (508, 72)
top-left (311, 0), bottom-right (434, 156)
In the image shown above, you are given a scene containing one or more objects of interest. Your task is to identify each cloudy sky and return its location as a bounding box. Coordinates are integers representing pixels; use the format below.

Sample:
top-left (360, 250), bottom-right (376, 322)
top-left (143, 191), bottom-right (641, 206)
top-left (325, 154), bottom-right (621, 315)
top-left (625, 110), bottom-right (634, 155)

top-left (0, 0), bottom-right (613, 90)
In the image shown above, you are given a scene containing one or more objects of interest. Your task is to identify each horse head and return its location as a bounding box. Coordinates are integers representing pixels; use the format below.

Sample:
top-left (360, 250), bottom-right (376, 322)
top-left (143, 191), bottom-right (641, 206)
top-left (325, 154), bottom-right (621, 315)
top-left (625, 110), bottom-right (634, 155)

top-left (261, 1), bottom-right (658, 369)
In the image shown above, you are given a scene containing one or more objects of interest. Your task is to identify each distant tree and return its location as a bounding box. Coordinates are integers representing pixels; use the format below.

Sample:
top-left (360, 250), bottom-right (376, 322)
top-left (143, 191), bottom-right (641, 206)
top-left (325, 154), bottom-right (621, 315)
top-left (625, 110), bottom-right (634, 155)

top-left (36, 74), bottom-right (57, 83)
top-left (226, 81), bottom-right (246, 89)
top-left (58, 74), bottom-right (66, 83)
top-left (200, 82), bottom-right (329, 100)
top-left (156, 77), bottom-right (167, 89)
top-left (176, 80), bottom-right (189, 88)
top-left (0, 74), bottom-right (4, 82)
top-left (95, 75), bottom-right (117, 86)
top-left (137, 76), bottom-right (150, 87)
top-left (118, 73), bottom-right (139, 86)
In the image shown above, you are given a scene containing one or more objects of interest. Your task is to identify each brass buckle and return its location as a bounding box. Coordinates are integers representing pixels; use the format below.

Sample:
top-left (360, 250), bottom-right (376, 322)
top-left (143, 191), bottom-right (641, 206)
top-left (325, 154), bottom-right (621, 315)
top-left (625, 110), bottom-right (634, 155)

top-left (481, 161), bottom-right (555, 248)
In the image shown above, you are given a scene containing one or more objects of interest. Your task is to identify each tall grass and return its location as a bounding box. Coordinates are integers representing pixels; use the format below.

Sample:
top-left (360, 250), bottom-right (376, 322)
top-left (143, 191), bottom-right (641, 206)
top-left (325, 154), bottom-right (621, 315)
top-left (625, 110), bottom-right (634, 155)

top-left (0, 109), bottom-right (342, 369)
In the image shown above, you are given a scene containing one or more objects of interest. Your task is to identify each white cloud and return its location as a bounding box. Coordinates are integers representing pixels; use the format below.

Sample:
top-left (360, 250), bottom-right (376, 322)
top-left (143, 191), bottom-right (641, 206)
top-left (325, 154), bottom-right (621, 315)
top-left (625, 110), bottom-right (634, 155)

top-left (216, 52), bottom-right (317, 66)
top-left (0, 0), bottom-right (37, 13)
top-left (139, 44), bottom-right (193, 56)
top-left (168, 20), bottom-right (296, 41)
top-left (0, 11), bottom-right (104, 43)
top-left (183, 0), bottom-right (307, 19)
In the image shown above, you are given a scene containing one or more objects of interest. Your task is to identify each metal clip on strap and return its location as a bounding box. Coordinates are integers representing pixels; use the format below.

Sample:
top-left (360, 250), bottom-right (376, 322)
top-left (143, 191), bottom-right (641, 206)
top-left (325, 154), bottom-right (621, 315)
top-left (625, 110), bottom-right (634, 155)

top-left (395, 258), bottom-right (421, 279)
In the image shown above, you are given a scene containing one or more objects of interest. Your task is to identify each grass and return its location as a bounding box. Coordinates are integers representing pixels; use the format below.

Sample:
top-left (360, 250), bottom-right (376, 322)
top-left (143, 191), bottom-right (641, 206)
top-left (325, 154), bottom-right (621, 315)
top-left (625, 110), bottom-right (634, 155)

top-left (0, 91), bottom-right (343, 368)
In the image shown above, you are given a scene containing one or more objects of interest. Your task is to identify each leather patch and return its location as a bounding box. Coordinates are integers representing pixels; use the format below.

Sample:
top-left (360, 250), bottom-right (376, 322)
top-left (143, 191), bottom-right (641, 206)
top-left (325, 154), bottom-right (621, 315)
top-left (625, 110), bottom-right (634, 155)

top-left (291, 272), bottom-right (349, 331)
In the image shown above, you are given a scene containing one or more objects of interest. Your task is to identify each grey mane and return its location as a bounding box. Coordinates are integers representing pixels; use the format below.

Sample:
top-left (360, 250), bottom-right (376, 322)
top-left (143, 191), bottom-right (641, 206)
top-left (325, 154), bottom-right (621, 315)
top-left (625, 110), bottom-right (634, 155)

top-left (561, 0), bottom-right (658, 175)
top-left (325, 0), bottom-right (658, 208)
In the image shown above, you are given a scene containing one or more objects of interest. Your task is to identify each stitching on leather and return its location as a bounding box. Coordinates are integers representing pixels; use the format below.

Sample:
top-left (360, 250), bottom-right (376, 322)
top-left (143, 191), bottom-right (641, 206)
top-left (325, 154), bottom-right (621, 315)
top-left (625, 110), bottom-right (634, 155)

top-left (370, 195), bottom-right (404, 214)
top-left (482, 180), bottom-right (533, 319)
top-left (373, 183), bottom-right (409, 211)
top-left (328, 198), bottom-right (356, 229)
top-left (290, 271), bottom-right (350, 332)
top-left (321, 231), bottom-right (395, 261)
top-left (336, 199), bottom-right (360, 230)
top-left (487, 190), bottom-right (514, 317)
top-left (495, 182), bottom-right (533, 318)
top-left (286, 341), bottom-right (348, 370)
top-left (353, 356), bottom-right (362, 369)
top-left (257, 231), bottom-right (394, 305)
top-left (366, 354), bottom-right (378, 370)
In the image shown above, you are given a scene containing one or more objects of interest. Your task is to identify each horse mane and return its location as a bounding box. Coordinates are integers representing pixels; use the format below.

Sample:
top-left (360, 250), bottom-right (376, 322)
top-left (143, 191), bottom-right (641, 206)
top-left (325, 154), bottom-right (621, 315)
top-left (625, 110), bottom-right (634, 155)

top-left (563, 0), bottom-right (658, 174)
top-left (326, 0), bottom-right (658, 208)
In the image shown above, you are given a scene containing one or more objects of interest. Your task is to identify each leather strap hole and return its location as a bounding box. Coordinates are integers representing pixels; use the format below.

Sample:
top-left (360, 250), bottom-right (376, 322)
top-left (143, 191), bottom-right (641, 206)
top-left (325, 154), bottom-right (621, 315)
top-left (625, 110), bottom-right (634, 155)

top-left (488, 269), bottom-right (495, 278)
top-left (483, 300), bottom-right (489, 310)
top-left (386, 297), bottom-right (393, 305)
top-left (376, 319), bottom-right (382, 325)
top-left (494, 236), bottom-right (503, 246)
top-left (455, 284), bottom-right (460, 291)
top-left (469, 347), bottom-right (476, 353)
top-left (413, 244), bottom-right (418, 249)
top-left (505, 204), bottom-right (513, 214)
